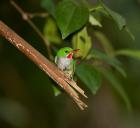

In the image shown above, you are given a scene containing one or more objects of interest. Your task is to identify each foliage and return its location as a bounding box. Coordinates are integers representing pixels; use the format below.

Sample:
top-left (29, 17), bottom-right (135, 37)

top-left (40, 0), bottom-right (140, 109)
top-left (76, 63), bottom-right (102, 95)
top-left (72, 27), bottom-right (92, 58)
top-left (99, 0), bottom-right (126, 30)
top-left (55, 0), bottom-right (89, 39)
top-left (43, 17), bottom-right (62, 44)
top-left (115, 49), bottom-right (140, 60)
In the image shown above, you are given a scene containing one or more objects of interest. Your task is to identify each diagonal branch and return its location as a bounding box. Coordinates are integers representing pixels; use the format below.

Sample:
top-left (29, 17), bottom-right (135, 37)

top-left (0, 21), bottom-right (88, 110)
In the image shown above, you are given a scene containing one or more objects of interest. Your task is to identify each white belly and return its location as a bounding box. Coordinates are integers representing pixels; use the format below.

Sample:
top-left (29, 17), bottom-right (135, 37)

top-left (57, 57), bottom-right (71, 70)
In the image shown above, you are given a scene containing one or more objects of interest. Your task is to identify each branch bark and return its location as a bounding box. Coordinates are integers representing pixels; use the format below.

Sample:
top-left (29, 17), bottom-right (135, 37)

top-left (0, 21), bottom-right (88, 110)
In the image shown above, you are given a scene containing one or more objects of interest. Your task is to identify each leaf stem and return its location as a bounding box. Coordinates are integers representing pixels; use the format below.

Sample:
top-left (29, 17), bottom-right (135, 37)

top-left (89, 6), bottom-right (103, 12)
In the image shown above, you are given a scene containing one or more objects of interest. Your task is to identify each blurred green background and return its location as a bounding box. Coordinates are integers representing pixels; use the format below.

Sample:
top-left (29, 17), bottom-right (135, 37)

top-left (0, 0), bottom-right (140, 128)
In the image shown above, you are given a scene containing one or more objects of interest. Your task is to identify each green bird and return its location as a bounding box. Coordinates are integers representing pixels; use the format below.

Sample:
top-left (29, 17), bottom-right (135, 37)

top-left (55, 47), bottom-right (79, 79)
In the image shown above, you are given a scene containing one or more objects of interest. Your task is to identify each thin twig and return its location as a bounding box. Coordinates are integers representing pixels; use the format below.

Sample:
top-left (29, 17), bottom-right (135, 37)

top-left (0, 20), bottom-right (88, 110)
top-left (26, 12), bottom-right (48, 19)
top-left (10, 0), bottom-right (53, 60)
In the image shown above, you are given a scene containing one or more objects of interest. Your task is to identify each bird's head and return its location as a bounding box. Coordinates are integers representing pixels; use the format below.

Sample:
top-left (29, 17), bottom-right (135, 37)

top-left (56, 47), bottom-right (79, 59)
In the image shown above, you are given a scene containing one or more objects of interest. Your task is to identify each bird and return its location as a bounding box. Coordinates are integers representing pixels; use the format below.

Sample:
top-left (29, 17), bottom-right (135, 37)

top-left (55, 47), bottom-right (79, 79)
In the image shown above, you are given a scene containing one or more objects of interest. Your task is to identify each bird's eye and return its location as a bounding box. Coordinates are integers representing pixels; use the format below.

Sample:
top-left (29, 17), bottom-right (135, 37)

top-left (65, 50), bottom-right (69, 53)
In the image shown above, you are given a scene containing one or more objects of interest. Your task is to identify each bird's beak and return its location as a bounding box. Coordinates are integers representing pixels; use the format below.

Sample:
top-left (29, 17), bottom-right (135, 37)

top-left (71, 49), bottom-right (80, 54)
top-left (67, 49), bottom-right (79, 59)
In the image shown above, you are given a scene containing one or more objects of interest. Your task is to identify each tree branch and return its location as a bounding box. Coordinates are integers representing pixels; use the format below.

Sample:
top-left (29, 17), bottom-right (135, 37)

top-left (10, 0), bottom-right (53, 60)
top-left (0, 20), bottom-right (88, 110)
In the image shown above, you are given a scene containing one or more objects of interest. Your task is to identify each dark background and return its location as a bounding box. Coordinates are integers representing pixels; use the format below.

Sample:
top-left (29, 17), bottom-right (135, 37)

top-left (0, 0), bottom-right (140, 128)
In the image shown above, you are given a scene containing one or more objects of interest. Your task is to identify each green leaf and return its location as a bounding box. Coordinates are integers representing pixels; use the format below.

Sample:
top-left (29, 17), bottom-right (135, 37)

top-left (89, 14), bottom-right (102, 27)
top-left (72, 27), bottom-right (92, 58)
top-left (94, 31), bottom-right (114, 57)
top-left (76, 63), bottom-right (102, 94)
top-left (56, 0), bottom-right (89, 39)
top-left (87, 49), bottom-right (126, 77)
top-left (99, 1), bottom-right (126, 30)
top-left (52, 86), bottom-right (61, 96)
top-left (41, 0), bottom-right (55, 17)
top-left (115, 49), bottom-right (140, 61)
top-left (98, 67), bottom-right (132, 111)
top-left (91, 3), bottom-right (135, 40)
top-left (43, 17), bottom-right (62, 44)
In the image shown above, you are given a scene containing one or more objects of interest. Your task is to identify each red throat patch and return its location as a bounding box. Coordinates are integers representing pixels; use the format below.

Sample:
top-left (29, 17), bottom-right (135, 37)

top-left (67, 53), bottom-right (73, 59)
